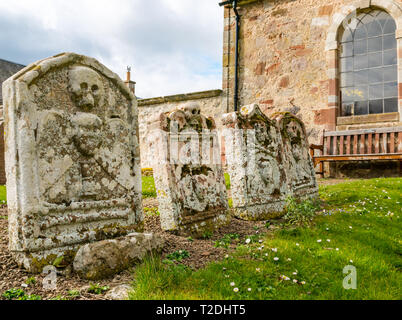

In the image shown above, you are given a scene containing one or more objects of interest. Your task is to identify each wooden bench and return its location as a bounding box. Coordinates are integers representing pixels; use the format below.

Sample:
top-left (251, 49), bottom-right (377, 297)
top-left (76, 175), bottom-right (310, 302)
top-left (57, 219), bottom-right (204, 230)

top-left (309, 126), bottom-right (402, 176)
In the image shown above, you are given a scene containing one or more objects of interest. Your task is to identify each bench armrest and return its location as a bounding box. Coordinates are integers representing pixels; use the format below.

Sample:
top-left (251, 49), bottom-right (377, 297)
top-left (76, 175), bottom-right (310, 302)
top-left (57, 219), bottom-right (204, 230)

top-left (309, 144), bottom-right (324, 151)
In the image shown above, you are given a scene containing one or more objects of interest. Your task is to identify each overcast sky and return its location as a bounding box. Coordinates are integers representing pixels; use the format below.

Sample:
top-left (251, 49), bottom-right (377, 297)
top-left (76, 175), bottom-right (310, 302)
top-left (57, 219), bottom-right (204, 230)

top-left (0, 0), bottom-right (223, 98)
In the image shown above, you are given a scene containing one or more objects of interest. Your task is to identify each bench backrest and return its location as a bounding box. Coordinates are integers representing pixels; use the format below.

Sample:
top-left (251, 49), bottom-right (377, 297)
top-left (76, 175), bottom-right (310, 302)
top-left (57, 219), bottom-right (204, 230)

top-left (322, 126), bottom-right (402, 156)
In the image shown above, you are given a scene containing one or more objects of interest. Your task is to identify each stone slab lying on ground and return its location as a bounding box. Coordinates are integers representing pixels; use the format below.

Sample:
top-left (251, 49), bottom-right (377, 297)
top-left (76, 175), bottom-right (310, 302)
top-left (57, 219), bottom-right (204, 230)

top-left (149, 104), bottom-right (230, 237)
top-left (2, 52), bottom-right (143, 272)
top-left (222, 104), bottom-right (318, 221)
top-left (73, 232), bottom-right (164, 280)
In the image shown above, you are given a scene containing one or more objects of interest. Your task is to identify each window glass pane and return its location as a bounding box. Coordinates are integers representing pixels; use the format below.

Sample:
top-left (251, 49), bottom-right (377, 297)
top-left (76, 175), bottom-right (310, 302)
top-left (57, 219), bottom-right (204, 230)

top-left (354, 101), bottom-right (368, 115)
top-left (383, 34), bottom-right (396, 50)
top-left (355, 55), bottom-right (368, 70)
top-left (355, 25), bottom-right (367, 39)
top-left (367, 21), bottom-right (382, 37)
top-left (341, 88), bottom-right (355, 102)
top-left (341, 57), bottom-right (354, 72)
top-left (383, 49), bottom-right (397, 66)
top-left (341, 72), bottom-right (354, 87)
top-left (383, 66), bottom-right (397, 81)
top-left (377, 11), bottom-right (389, 28)
top-left (368, 37), bottom-right (382, 52)
top-left (384, 82), bottom-right (397, 98)
top-left (355, 86), bottom-right (368, 101)
top-left (369, 84), bottom-right (383, 99)
top-left (341, 103), bottom-right (354, 116)
top-left (369, 99), bottom-right (383, 114)
top-left (339, 9), bottom-right (398, 116)
top-left (341, 28), bottom-right (353, 43)
top-left (368, 68), bottom-right (383, 83)
top-left (368, 52), bottom-right (382, 68)
top-left (354, 39), bottom-right (367, 54)
top-left (354, 70), bottom-right (368, 84)
top-left (384, 98), bottom-right (398, 112)
top-left (383, 19), bottom-right (396, 34)
top-left (340, 42), bottom-right (353, 57)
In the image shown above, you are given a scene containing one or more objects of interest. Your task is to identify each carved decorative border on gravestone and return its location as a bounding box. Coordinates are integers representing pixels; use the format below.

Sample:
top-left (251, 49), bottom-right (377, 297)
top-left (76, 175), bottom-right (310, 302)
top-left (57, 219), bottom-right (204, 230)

top-left (2, 53), bottom-right (143, 272)
top-left (222, 104), bottom-right (289, 220)
top-left (150, 104), bottom-right (230, 236)
top-left (272, 112), bottom-right (319, 199)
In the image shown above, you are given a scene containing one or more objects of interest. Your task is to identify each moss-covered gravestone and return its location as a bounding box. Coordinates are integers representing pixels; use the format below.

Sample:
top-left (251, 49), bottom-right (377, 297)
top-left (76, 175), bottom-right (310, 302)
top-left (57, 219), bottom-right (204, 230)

top-left (150, 104), bottom-right (230, 237)
top-left (273, 112), bottom-right (318, 199)
top-left (222, 104), bottom-right (318, 221)
top-left (2, 53), bottom-right (143, 272)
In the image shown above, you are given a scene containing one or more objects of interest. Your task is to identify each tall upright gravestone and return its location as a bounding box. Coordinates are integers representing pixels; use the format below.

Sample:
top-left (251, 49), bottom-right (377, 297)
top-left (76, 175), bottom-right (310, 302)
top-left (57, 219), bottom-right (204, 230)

top-left (222, 104), bottom-right (290, 220)
top-left (2, 53), bottom-right (143, 272)
top-left (222, 104), bottom-right (318, 221)
top-left (273, 112), bottom-right (318, 199)
top-left (150, 104), bottom-right (230, 237)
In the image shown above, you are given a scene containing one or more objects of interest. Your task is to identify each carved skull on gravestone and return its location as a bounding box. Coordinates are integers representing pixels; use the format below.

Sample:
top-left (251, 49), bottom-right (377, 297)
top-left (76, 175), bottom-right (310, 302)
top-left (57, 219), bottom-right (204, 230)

top-left (69, 66), bottom-right (104, 111)
top-left (180, 103), bottom-right (207, 131)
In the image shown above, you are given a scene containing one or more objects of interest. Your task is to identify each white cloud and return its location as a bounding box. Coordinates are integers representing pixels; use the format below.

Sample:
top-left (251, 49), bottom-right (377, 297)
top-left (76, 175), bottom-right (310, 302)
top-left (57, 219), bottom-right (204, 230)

top-left (0, 0), bottom-right (223, 98)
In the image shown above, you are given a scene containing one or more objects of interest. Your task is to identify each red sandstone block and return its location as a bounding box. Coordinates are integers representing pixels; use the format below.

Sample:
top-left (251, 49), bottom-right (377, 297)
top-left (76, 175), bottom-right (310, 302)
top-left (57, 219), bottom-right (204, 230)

top-left (318, 5), bottom-right (333, 16)
top-left (290, 45), bottom-right (305, 50)
top-left (328, 79), bottom-right (338, 96)
top-left (295, 48), bottom-right (313, 57)
top-left (314, 108), bottom-right (336, 128)
top-left (260, 99), bottom-right (274, 105)
top-left (266, 63), bottom-right (280, 74)
top-left (254, 62), bottom-right (266, 76)
top-left (398, 83), bottom-right (402, 98)
top-left (279, 76), bottom-right (289, 88)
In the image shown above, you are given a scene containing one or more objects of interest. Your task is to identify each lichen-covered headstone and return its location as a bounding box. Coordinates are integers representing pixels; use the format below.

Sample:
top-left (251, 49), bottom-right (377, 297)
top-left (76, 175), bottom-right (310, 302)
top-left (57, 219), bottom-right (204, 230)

top-left (222, 105), bottom-right (318, 221)
top-left (2, 53), bottom-right (143, 272)
top-left (273, 112), bottom-right (318, 199)
top-left (222, 104), bottom-right (289, 220)
top-left (150, 104), bottom-right (229, 236)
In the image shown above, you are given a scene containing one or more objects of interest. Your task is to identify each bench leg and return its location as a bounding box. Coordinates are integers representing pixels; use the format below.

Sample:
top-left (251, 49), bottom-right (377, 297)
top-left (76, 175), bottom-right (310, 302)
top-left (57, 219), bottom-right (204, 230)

top-left (319, 161), bottom-right (324, 178)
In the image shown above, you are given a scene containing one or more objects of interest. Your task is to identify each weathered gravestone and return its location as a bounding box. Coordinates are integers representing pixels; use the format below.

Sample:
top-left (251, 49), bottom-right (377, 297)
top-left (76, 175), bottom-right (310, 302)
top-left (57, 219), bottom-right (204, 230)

top-left (150, 104), bottom-right (230, 236)
top-left (2, 53), bottom-right (143, 272)
top-left (222, 104), bottom-right (318, 221)
top-left (221, 104), bottom-right (289, 220)
top-left (272, 112), bottom-right (319, 199)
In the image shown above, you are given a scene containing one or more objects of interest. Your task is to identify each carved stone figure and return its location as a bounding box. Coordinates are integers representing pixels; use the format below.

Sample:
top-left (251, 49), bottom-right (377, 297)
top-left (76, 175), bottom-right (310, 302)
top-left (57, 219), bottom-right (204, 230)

top-left (222, 105), bottom-right (318, 221)
top-left (2, 53), bottom-right (143, 272)
top-left (273, 112), bottom-right (319, 199)
top-left (222, 104), bottom-right (289, 220)
top-left (150, 104), bottom-right (229, 236)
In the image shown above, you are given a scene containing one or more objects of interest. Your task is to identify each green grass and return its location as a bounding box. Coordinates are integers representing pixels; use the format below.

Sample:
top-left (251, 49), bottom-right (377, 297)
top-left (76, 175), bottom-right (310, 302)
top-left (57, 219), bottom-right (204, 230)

top-left (142, 176), bottom-right (157, 198)
top-left (0, 185), bottom-right (6, 204)
top-left (130, 178), bottom-right (402, 300)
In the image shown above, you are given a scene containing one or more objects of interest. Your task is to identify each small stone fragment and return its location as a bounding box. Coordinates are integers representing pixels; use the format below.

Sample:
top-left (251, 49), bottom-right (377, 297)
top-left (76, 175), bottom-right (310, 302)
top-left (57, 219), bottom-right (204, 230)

top-left (105, 285), bottom-right (132, 300)
top-left (73, 233), bottom-right (164, 280)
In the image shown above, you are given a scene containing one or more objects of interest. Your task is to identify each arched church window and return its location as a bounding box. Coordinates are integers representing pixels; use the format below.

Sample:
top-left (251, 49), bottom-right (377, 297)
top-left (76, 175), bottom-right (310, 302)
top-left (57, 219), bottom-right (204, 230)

top-left (339, 9), bottom-right (398, 116)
